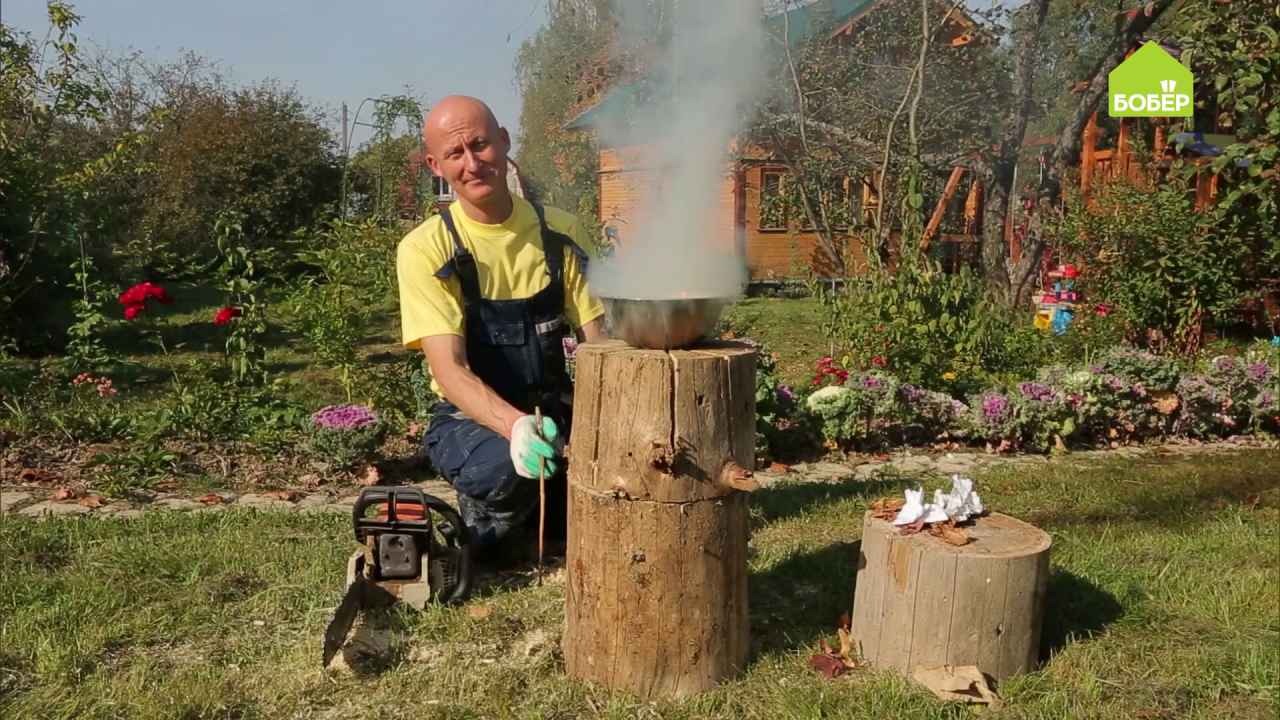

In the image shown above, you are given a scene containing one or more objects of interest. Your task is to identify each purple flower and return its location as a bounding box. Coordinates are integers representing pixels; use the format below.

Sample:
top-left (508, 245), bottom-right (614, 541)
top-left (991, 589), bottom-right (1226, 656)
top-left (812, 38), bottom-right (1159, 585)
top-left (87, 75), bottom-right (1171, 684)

top-left (1132, 382), bottom-right (1148, 399)
top-left (1107, 376), bottom-right (1127, 392)
top-left (901, 384), bottom-right (926, 403)
top-left (1018, 382), bottom-right (1055, 403)
top-left (1067, 393), bottom-right (1084, 408)
top-left (1246, 362), bottom-right (1272, 383)
top-left (981, 393), bottom-right (1010, 422)
top-left (862, 376), bottom-right (883, 390)
top-left (951, 399), bottom-right (969, 416)
top-left (1212, 356), bottom-right (1237, 373)
top-left (312, 404), bottom-right (379, 431)
top-left (1089, 365), bottom-right (1104, 375)
top-left (775, 385), bottom-right (795, 404)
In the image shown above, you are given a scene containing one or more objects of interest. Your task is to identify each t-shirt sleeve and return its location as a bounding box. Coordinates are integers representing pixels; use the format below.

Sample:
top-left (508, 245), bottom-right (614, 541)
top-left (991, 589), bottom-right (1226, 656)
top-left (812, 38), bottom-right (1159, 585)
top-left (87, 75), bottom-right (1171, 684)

top-left (396, 227), bottom-right (465, 349)
top-left (562, 216), bottom-right (606, 330)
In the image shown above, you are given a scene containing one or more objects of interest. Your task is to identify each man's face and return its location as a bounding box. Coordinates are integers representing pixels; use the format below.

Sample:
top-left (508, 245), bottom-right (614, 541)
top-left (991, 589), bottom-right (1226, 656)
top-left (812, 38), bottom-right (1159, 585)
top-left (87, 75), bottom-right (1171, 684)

top-left (425, 105), bottom-right (510, 208)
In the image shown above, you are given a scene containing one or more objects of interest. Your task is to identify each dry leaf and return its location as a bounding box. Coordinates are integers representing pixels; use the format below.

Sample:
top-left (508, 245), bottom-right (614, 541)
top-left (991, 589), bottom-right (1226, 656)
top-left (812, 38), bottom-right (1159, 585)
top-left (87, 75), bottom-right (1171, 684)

top-left (264, 489), bottom-right (300, 502)
top-left (809, 652), bottom-right (847, 679)
top-left (1244, 493), bottom-right (1261, 511)
top-left (870, 497), bottom-right (906, 521)
top-left (467, 604), bottom-right (494, 620)
top-left (897, 518), bottom-right (925, 536)
top-left (52, 486), bottom-right (80, 501)
top-left (768, 462), bottom-right (791, 474)
top-left (1152, 391), bottom-right (1180, 415)
top-left (78, 495), bottom-right (107, 508)
top-left (18, 467), bottom-right (59, 485)
top-left (929, 522), bottom-right (971, 546)
top-left (358, 466), bottom-right (381, 486)
top-left (196, 493), bottom-right (224, 505)
top-left (298, 473), bottom-right (322, 488)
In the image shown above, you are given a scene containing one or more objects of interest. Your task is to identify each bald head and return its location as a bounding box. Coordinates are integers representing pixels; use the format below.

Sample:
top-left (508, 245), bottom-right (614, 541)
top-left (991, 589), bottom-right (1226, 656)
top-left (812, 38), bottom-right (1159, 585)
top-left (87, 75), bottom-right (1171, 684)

top-left (423, 95), bottom-right (512, 217)
top-left (423, 95), bottom-right (501, 155)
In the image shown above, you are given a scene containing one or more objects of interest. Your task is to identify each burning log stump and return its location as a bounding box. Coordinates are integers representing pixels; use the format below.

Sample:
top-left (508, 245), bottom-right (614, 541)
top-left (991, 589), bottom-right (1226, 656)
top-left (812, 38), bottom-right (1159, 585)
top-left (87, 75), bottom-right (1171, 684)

top-left (563, 340), bottom-right (756, 698)
top-left (850, 512), bottom-right (1052, 681)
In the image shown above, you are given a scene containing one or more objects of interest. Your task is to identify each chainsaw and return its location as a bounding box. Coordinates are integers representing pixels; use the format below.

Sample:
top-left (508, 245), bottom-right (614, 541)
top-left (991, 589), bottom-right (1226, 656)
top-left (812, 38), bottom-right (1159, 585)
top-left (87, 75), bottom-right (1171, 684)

top-left (322, 486), bottom-right (472, 667)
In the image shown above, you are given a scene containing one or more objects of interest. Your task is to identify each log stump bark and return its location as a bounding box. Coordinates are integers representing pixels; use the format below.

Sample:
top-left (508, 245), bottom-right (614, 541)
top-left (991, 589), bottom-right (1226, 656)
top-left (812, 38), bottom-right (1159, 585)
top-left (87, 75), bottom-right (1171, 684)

top-left (563, 340), bottom-right (756, 699)
top-left (851, 512), bottom-right (1052, 681)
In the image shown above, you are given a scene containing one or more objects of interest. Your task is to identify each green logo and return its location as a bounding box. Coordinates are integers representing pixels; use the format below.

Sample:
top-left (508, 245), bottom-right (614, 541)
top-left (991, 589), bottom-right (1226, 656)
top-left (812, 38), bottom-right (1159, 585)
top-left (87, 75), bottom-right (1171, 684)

top-left (1108, 42), bottom-right (1194, 117)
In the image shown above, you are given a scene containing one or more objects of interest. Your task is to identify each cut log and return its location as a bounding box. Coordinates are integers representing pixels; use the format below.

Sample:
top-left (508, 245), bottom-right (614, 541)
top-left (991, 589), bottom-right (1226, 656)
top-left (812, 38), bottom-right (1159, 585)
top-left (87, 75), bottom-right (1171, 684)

top-left (850, 512), bottom-right (1051, 681)
top-left (563, 340), bottom-right (756, 698)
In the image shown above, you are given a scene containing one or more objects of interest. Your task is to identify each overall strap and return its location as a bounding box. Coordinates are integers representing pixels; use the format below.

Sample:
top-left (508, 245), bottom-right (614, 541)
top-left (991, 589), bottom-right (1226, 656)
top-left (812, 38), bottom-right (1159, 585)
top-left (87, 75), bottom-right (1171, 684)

top-left (438, 208), bottom-right (482, 303)
top-left (531, 203), bottom-right (566, 286)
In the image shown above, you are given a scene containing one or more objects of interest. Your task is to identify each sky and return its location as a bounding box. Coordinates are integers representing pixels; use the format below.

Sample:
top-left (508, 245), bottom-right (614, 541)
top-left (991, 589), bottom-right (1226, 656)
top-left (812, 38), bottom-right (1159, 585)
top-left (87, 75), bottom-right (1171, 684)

top-left (1, 0), bottom-right (549, 152)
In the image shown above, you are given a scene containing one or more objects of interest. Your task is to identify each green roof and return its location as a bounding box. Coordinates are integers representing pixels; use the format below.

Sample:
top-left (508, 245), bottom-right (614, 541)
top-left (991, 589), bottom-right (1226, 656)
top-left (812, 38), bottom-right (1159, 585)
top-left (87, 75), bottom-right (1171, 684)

top-left (565, 0), bottom-right (877, 132)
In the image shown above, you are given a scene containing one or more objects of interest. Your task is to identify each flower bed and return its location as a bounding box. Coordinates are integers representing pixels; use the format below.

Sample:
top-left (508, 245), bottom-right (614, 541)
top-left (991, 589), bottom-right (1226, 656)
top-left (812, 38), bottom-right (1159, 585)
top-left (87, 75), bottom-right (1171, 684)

top-left (762, 343), bottom-right (1280, 455)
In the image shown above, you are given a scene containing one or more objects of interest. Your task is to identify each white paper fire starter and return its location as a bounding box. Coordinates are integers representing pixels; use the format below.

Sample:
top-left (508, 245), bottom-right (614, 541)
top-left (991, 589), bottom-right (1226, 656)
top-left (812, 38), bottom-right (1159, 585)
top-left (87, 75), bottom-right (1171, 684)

top-left (893, 475), bottom-right (985, 526)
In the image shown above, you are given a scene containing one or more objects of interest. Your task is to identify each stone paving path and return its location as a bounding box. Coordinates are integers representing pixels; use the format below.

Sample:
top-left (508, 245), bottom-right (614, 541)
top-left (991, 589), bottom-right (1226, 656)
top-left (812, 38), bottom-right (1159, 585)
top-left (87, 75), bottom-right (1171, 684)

top-left (3, 437), bottom-right (1273, 520)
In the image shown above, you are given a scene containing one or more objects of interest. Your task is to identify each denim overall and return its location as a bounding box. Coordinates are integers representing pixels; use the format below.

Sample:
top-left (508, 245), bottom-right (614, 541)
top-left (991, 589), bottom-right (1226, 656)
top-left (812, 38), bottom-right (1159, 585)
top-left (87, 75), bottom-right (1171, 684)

top-left (422, 204), bottom-right (581, 550)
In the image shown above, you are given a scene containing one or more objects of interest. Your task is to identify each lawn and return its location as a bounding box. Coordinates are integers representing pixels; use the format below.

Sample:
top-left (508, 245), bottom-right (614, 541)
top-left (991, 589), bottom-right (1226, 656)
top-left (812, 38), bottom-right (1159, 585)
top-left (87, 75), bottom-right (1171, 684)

top-left (3, 448), bottom-right (1277, 719)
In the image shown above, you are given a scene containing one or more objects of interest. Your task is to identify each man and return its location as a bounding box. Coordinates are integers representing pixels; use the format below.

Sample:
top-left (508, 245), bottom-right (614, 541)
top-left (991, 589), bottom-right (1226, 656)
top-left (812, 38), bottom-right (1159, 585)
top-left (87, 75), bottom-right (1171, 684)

top-left (396, 95), bottom-right (606, 562)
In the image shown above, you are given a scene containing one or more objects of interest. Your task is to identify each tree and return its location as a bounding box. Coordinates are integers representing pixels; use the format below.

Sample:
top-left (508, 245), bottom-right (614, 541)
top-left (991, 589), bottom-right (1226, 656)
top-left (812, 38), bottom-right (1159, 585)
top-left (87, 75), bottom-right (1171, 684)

top-left (514, 0), bottom-right (621, 225)
top-left (747, 0), bottom-right (1006, 276)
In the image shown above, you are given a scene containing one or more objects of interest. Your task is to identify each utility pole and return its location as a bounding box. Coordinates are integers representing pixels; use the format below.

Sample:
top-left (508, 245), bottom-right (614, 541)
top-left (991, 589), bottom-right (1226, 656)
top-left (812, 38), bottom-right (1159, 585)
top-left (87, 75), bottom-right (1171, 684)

top-left (340, 102), bottom-right (350, 218)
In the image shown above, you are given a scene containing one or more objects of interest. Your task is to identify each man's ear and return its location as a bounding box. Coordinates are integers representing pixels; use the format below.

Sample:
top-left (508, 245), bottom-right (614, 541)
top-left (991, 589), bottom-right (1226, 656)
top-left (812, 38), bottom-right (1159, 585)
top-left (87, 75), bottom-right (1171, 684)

top-left (425, 152), bottom-right (443, 178)
top-left (498, 126), bottom-right (511, 154)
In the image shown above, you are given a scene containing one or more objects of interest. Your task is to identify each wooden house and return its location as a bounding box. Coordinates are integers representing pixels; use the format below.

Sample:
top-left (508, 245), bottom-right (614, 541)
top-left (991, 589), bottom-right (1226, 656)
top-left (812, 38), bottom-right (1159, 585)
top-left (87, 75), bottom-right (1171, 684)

top-left (566, 0), bottom-right (980, 280)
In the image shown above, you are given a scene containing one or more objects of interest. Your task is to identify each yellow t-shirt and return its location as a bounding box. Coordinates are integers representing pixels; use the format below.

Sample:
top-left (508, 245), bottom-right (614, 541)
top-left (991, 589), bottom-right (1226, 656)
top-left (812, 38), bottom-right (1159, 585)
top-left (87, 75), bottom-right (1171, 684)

top-left (396, 197), bottom-right (605, 356)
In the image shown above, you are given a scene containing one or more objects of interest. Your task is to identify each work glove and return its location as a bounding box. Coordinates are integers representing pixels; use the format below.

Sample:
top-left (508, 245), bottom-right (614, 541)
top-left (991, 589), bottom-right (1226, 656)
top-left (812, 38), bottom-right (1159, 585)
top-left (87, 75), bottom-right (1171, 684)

top-left (509, 415), bottom-right (562, 479)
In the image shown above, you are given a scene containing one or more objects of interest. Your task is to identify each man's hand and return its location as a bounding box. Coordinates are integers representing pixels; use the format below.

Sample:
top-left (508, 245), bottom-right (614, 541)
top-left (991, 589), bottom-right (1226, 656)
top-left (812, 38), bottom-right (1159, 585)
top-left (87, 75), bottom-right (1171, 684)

top-left (510, 414), bottom-right (562, 478)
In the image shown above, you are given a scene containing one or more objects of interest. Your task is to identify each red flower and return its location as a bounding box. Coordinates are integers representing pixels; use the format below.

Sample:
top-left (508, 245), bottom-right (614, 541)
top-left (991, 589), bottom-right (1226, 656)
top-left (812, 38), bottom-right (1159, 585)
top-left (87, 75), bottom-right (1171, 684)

top-left (871, 355), bottom-right (887, 368)
top-left (213, 306), bottom-right (242, 326)
top-left (1094, 303), bottom-right (1112, 317)
top-left (119, 282), bottom-right (173, 316)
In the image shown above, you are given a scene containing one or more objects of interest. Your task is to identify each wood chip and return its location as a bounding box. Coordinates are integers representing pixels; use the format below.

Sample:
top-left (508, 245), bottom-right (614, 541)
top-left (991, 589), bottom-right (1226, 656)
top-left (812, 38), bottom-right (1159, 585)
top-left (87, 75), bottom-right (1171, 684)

top-left (78, 494), bottom-right (107, 508)
top-left (196, 493), bottom-right (224, 505)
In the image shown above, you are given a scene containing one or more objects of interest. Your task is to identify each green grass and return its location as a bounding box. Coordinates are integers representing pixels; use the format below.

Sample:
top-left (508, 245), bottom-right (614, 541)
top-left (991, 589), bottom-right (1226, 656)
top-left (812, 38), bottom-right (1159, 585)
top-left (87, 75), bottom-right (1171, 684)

top-left (3, 449), bottom-right (1277, 719)
top-left (722, 296), bottom-right (827, 387)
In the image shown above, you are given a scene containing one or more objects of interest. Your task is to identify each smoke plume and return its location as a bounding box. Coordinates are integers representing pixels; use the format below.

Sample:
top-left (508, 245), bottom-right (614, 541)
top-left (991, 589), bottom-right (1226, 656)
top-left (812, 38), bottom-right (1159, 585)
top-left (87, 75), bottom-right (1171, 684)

top-left (588, 0), bottom-right (766, 300)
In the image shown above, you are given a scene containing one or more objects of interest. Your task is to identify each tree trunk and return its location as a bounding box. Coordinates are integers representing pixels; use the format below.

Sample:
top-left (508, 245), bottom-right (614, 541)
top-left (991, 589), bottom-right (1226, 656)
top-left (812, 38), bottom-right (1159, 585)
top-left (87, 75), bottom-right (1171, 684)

top-left (562, 340), bottom-right (757, 698)
top-left (979, 0), bottom-right (1051, 303)
top-left (851, 512), bottom-right (1052, 681)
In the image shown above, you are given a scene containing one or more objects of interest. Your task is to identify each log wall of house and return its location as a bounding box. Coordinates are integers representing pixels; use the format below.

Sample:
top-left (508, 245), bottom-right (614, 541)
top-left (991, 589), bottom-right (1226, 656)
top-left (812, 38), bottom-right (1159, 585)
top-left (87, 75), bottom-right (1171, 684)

top-left (738, 161), bottom-right (864, 279)
top-left (598, 147), bottom-right (863, 280)
top-left (599, 146), bottom-right (740, 265)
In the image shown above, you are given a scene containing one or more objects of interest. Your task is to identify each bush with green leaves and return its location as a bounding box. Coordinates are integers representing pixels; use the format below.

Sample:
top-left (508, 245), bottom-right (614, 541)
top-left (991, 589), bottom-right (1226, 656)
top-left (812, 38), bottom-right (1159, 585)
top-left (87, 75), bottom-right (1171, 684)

top-left (1097, 346), bottom-right (1183, 393)
top-left (751, 345), bottom-right (813, 461)
top-left (1052, 182), bottom-right (1249, 354)
top-left (813, 263), bottom-right (1032, 394)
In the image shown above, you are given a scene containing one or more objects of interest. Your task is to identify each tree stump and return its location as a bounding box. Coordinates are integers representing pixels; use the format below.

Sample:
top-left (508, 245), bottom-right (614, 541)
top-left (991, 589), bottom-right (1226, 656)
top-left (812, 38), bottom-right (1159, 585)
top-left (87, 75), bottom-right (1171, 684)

top-left (562, 340), bottom-right (756, 698)
top-left (850, 512), bottom-right (1051, 681)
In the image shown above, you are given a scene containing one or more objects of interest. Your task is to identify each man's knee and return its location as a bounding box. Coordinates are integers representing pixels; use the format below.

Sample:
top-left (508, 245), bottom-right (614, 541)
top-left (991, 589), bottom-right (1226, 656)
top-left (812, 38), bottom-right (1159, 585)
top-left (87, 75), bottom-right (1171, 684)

top-left (424, 416), bottom-right (522, 501)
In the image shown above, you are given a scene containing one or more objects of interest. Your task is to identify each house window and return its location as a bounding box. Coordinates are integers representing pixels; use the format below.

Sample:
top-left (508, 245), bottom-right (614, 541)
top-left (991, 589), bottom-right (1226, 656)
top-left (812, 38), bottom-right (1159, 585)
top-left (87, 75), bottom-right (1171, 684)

top-left (798, 176), bottom-right (859, 232)
top-left (432, 175), bottom-right (454, 200)
top-left (759, 169), bottom-right (787, 231)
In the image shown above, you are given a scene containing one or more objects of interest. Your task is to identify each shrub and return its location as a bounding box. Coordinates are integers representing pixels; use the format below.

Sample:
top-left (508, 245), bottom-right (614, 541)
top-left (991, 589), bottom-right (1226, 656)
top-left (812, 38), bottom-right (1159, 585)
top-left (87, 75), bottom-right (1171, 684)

top-left (813, 263), bottom-right (1031, 394)
top-left (1053, 182), bottom-right (1249, 354)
